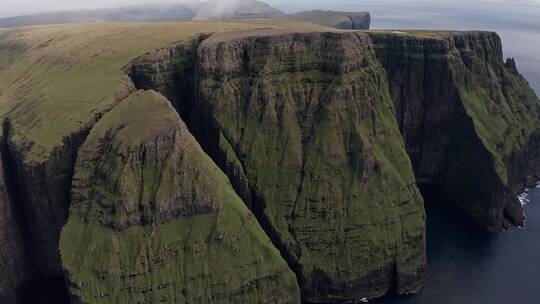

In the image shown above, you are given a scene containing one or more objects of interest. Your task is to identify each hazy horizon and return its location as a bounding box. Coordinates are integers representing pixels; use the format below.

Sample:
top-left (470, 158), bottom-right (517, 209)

top-left (2, 0), bottom-right (540, 19)
top-left (1, 0), bottom-right (539, 93)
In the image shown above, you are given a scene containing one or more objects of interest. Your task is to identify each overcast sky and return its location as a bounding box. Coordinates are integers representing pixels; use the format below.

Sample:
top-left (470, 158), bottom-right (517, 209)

top-left (1, 0), bottom-right (539, 18)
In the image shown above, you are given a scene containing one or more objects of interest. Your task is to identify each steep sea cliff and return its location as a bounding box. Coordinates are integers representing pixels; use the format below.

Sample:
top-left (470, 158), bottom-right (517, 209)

top-left (0, 23), bottom-right (538, 303)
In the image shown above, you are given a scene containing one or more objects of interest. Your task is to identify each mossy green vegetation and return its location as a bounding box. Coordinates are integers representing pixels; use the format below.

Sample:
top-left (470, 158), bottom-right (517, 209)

top-left (195, 30), bottom-right (426, 302)
top-left (60, 90), bottom-right (300, 303)
top-left (284, 10), bottom-right (370, 30)
top-left (0, 21), bottom-right (328, 163)
top-left (369, 31), bottom-right (540, 231)
top-left (0, 21), bottom-right (538, 304)
top-left (0, 20), bottom-right (330, 284)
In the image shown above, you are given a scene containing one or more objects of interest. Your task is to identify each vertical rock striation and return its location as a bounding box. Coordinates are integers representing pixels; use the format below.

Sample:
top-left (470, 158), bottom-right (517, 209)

top-left (127, 29), bottom-right (540, 301)
top-left (369, 31), bottom-right (540, 232)
top-left (1, 25), bottom-right (539, 304)
top-left (7, 131), bottom-right (88, 276)
top-left (60, 90), bottom-right (300, 303)
top-left (0, 126), bottom-right (31, 303)
top-left (194, 31), bottom-right (426, 302)
top-left (130, 30), bottom-right (427, 302)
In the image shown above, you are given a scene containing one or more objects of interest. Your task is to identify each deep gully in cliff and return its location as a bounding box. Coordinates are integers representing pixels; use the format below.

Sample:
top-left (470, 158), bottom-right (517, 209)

top-left (0, 120), bottom-right (71, 303)
top-left (126, 35), bottom-right (309, 300)
top-left (124, 31), bottom-right (540, 301)
top-left (0, 68), bottom-right (137, 303)
top-left (126, 33), bottom-right (429, 303)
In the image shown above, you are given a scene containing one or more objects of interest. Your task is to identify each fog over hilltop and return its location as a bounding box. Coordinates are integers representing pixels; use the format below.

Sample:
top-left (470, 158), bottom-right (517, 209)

top-left (3, 0), bottom-right (540, 19)
top-left (2, 0), bottom-right (275, 18)
top-left (0, 0), bottom-right (372, 30)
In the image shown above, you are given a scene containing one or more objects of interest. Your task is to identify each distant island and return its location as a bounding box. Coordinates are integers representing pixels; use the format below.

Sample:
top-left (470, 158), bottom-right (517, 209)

top-left (0, 0), bottom-right (371, 30)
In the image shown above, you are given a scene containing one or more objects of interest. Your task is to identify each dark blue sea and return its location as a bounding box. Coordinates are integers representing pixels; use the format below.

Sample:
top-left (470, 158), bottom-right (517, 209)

top-left (372, 183), bottom-right (540, 304)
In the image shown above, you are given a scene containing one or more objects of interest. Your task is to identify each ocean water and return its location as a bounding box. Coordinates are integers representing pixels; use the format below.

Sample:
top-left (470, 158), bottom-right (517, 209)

top-left (276, 0), bottom-right (540, 94)
top-left (372, 183), bottom-right (540, 304)
top-left (362, 3), bottom-right (540, 303)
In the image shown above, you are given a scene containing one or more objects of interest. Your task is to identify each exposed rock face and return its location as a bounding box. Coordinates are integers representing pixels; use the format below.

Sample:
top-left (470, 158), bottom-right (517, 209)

top-left (7, 131), bottom-right (87, 276)
top-left (285, 10), bottom-right (371, 30)
top-left (0, 128), bottom-right (30, 303)
top-left (128, 38), bottom-right (202, 123)
top-left (127, 29), bottom-right (540, 301)
top-left (60, 90), bottom-right (300, 303)
top-left (130, 30), bottom-right (427, 302)
top-left (369, 31), bottom-right (540, 232)
top-left (0, 21), bottom-right (325, 303)
top-left (195, 31), bottom-right (426, 302)
top-left (0, 23), bottom-right (539, 304)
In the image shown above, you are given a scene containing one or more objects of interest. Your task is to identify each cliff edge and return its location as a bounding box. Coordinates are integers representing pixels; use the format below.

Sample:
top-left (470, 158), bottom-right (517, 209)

top-left (60, 90), bottom-right (299, 303)
top-left (0, 23), bottom-right (538, 303)
top-left (369, 31), bottom-right (540, 232)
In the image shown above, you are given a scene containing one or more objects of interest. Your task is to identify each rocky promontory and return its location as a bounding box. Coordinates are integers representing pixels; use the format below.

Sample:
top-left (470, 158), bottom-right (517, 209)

top-left (60, 90), bottom-right (299, 303)
top-left (369, 31), bottom-right (540, 231)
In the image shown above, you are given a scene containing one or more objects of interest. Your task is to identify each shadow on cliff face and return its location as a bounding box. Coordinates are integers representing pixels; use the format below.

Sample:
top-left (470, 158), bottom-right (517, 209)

top-left (2, 121), bottom-right (72, 304)
top-left (125, 30), bottom-right (539, 303)
top-left (16, 276), bottom-right (70, 304)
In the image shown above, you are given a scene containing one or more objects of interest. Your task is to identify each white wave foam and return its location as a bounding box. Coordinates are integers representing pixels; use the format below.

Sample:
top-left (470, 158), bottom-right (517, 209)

top-left (518, 191), bottom-right (531, 206)
top-left (518, 182), bottom-right (540, 206)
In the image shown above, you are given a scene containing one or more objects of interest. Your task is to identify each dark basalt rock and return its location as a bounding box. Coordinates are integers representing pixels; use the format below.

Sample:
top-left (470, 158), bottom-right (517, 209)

top-left (60, 90), bottom-right (300, 303)
top-left (369, 31), bottom-right (540, 232)
top-left (0, 26), bottom-right (539, 304)
top-left (126, 29), bottom-right (540, 302)
top-left (0, 126), bottom-right (30, 303)
top-left (129, 29), bottom-right (427, 302)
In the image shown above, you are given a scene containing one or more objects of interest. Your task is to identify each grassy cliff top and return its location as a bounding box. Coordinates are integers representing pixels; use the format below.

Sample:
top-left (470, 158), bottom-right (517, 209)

top-left (198, 27), bottom-right (489, 45)
top-left (201, 27), bottom-right (344, 44)
top-left (83, 90), bottom-right (181, 150)
top-left (0, 20), bottom-right (329, 163)
top-left (0, 21), bottom-right (501, 164)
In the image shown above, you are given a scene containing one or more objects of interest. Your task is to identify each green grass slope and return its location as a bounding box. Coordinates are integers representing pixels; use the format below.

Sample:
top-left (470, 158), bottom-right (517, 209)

top-left (0, 21), bottom-right (327, 162)
top-left (0, 20), bottom-right (329, 281)
top-left (285, 10), bottom-right (370, 29)
top-left (60, 90), bottom-right (300, 303)
top-left (194, 30), bottom-right (426, 302)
